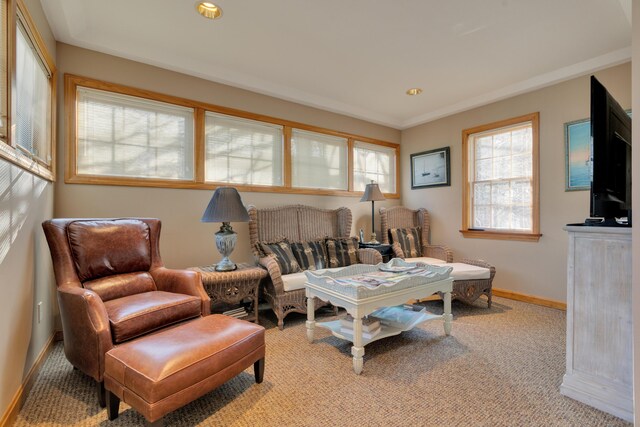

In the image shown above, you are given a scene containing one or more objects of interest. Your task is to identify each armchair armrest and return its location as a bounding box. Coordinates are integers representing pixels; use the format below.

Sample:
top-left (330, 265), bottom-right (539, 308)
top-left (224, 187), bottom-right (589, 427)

top-left (151, 267), bottom-right (211, 315)
top-left (423, 244), bottom-right (453, 263)
top-left (57, 285), bottom-right (113, 382)
top-left (258, 256), bottom-right (286, 296)
top-left (357, 248), bottom-right (382, 265)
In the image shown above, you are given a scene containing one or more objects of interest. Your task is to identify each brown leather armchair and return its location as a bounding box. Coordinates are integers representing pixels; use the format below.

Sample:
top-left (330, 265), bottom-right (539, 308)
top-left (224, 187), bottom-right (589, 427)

top-left (42, 218), bottom-right (210, 406)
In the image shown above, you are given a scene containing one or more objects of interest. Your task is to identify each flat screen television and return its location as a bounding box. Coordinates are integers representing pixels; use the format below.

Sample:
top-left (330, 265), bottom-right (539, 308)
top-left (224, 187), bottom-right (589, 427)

top-left (589, 76), bottom-right (632, 227)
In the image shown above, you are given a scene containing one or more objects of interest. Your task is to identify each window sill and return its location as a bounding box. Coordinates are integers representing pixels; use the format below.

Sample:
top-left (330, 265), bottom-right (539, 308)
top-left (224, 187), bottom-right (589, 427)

top-left (65, 174), bottom-right (401, 198)
top-left (0, 143), bottom-right (54, 181)
top-left (459, 229), bottom-right (541, 242)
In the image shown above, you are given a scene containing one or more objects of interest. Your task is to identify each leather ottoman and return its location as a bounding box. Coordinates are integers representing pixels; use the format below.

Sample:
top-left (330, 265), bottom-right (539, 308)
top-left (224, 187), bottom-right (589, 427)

top-left (104, 315), bottom-right (265, 426)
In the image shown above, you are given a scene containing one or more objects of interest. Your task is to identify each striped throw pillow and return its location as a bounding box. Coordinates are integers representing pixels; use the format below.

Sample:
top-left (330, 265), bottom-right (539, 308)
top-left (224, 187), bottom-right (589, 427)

top-left (325, 237), bottom-right (359, 268)
top-left (260, 241), bottom-right (301, 275)
top-left (389, 227), bottom-right (422, 258)
top-left (291, 241), bottom-right (328, 271)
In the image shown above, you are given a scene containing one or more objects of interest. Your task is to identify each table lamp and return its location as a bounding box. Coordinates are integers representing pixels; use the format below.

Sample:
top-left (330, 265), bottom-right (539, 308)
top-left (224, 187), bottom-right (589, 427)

top-left (360, 180), bottom-right (385, 244)
top-left (201, 187), bottom-right (250, 271)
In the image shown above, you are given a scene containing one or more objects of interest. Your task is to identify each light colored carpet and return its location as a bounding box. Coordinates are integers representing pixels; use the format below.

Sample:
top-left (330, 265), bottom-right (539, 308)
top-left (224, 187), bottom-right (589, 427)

top-left (15, 297), bottom-right (630, 426)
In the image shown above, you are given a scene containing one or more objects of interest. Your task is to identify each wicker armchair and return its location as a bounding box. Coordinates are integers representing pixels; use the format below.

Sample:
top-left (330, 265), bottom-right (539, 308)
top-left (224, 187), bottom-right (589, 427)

top-left (248, 204), bottom-right (382, 329)
top-left (379, 206), bottom-right (496, 307)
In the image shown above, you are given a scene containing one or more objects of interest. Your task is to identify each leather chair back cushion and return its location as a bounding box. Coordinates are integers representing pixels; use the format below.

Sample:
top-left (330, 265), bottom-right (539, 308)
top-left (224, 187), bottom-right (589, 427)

top-left (83, 272), bottom-right (157, 302)
top-left (68, 219), bottom-right (152, 282)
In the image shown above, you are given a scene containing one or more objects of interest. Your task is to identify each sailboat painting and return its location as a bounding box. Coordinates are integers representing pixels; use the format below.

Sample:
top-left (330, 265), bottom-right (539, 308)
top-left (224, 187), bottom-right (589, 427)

top-left (411, 147), bottom-right (450, 189)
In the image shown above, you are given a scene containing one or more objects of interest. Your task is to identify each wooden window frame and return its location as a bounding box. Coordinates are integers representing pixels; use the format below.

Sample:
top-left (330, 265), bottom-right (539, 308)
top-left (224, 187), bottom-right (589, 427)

top-left (461, 112), bottom-right (541, 242)
top-left (65, 73), bottom-right (400, 198)
top-left (0, 0), bottom-right (57, 181)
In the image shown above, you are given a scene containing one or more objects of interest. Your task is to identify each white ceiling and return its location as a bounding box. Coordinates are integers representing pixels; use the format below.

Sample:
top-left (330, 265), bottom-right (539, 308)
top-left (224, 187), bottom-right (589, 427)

top-left (41, 0), bottom-right (632, 130)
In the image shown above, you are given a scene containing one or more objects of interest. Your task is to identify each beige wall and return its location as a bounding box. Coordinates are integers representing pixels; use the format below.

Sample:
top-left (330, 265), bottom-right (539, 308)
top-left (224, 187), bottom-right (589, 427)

top-left (54, 43), bottom-right (401, 270)
top-left (0, 0), bottom-right (56, 420)
top-left (400, 63), bottom-right (631, 303)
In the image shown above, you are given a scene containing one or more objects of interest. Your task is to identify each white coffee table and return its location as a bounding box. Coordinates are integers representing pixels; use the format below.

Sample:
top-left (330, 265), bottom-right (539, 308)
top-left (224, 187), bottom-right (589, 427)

top-left (304, 261), bottom-right (453, 374)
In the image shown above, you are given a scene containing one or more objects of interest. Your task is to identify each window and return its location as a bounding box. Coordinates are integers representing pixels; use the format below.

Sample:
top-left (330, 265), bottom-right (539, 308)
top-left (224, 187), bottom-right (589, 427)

top-left (205, 112), bottom-right (283, 186)
top-left (291, 129), bottom-right (348, 190)
top-left (15, 19), bottom-right (52, 165)
top-left (76, 87), bottom-right (194, 180)
top-left (66, 75), bottom-right (399, 198)
top-left (353, 141), bottom-right (396, 193)
top-left (0, 0), bottom-right (56, 180)
top-left (462, 112), bottom-right (540, 241)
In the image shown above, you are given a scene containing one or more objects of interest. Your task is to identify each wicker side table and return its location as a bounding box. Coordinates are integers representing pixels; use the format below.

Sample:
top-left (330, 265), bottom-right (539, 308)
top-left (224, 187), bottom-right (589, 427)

top-left (189, 263), bottom-right (267, 323)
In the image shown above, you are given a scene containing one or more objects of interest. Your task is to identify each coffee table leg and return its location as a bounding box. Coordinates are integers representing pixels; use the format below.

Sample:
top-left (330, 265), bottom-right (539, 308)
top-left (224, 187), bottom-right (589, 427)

top-left (443, 291), bottom-right (452, 335)
top-left (351, 316), bottom-right (364, 374)
top-left (306, 296), bottom-right (315, 343)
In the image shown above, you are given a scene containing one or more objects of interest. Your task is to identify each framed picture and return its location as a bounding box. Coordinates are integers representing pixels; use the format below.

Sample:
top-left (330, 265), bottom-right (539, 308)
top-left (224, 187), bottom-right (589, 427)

top-left (411, 147), bottom-right (450, 189)
top-left (564, 110), bottom-right (631, 192)
top-left (564, 118), bottom-right (591, 191)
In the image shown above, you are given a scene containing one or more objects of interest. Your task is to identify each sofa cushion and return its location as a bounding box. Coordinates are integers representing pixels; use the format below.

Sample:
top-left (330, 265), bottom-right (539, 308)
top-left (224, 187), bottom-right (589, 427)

top-left (326, 237), bottom-right (358, 267)
top-left (68, 219), bottom-right (151, 282)
top-left (389, 227), bottom-right (422, 258)
top-left (83, 272), bottom-right (156, 302)
top-left (445, 262), bottom-right (491, 280)
top-left (260, 240), bottom-right (301, 275)
top-left (405, 257), bottom-right (447, 265)
top-left (406, 258), bottom-right (490, 281)
top-left (281, 267), bottom-right (345, 292)
top-left (104, 291), bottom-right (201, 343)
top-left (291, 240), bottom-right (328, 271)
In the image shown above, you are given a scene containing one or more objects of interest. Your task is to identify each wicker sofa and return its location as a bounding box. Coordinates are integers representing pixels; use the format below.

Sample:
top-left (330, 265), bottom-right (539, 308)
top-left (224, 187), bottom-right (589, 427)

top-left (380, 206), bottom-right (496, 307)
top-left (248, 204), bottom-right (382, 329)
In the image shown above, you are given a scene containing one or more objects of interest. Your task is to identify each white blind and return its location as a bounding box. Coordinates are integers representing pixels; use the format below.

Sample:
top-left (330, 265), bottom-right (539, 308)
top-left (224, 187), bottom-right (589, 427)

top-left (470, 123), bottom-right (533, 231)
top-left (0, 0), bottom-right (6, 140)
top-left (291, 129), bottom-right (348, 190)
top-left (354, 141), bottom-right (395, 193)
top-left (205, 112), bottom-right (283, 186)
top-left (77, 87), bottom-right (194, 180)
top-left (15, 20), bottom-right (51, 164)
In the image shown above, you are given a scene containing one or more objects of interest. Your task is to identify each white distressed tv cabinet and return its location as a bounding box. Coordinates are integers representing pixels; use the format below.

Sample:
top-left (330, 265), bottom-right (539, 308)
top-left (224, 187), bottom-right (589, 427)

top-left (561, 226), bottom-right (632, 422)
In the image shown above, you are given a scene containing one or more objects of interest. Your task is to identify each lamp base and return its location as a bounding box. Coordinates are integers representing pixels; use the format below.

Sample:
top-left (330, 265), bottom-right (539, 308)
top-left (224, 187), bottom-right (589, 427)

top-left (214, 222), bottom-right (238, 272)
top-left (215, 258), bottom-right (237, 272)
top-left (368, 233), bottom-right (379, 245)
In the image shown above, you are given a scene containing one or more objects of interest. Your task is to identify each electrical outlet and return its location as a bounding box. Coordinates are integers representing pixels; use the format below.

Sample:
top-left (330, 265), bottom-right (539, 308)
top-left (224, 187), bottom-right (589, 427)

top-left (37, 302), bottom-right (42, 324)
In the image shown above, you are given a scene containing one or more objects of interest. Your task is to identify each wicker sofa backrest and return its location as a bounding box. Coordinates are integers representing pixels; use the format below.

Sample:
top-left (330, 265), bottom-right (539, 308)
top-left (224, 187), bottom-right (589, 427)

top-left (247, 204), bottom-right (352, 255)
top-left (379, 206), bottom-right (430, 247)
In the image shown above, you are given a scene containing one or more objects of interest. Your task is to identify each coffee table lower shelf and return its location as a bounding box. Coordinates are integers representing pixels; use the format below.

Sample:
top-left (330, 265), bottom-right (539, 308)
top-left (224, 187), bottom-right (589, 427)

top-left (316, 306), bottom-right (441, 346)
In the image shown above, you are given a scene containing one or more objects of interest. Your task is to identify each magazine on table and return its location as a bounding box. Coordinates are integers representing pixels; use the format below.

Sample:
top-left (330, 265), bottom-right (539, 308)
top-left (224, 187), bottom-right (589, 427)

top-left (334, 267), bottom-right (435, 288)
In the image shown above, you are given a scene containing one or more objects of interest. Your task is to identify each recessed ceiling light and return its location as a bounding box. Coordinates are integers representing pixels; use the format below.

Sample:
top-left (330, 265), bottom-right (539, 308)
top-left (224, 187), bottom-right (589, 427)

top-left (196, 2), bottom-right (223, 20)
top-left (406, 88), bottom-right (423, 96)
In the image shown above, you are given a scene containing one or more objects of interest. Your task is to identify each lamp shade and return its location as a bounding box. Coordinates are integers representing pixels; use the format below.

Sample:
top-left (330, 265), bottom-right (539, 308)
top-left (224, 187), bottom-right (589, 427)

top-left (360, 182), bottom-right (385, 202)
top-left (201, 187), bottom-right (250, 223)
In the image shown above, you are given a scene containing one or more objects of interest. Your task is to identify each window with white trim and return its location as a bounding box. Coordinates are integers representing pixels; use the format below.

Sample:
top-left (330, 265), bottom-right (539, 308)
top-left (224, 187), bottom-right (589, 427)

top-left (76, 87), bottom-right (195, 180)
top-left (462, 113), bottom-right (540, 241)
top-left (291, 129), bottom-right (348, 190)
top-left (205, 112), bottom-right (283, 186)
top-left (353, 141), bottom-right (395, 193)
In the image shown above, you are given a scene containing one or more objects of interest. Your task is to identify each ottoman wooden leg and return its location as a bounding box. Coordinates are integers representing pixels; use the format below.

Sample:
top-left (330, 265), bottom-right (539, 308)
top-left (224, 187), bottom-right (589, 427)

top-left (106, 391), bottom-right (120, 420)
top-left (254, 357), bottom-right (265, 383)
